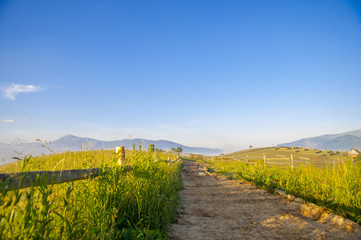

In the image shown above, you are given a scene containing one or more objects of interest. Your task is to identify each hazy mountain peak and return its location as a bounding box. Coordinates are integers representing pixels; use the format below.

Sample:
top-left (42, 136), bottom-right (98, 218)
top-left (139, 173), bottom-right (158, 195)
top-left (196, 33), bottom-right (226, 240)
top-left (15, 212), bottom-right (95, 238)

top-left (60, 134), bottom-right (78, 139)
top-left (280, 129), bottom-right (361, 151)
top-left (341, 129), bottom-right (361, 138)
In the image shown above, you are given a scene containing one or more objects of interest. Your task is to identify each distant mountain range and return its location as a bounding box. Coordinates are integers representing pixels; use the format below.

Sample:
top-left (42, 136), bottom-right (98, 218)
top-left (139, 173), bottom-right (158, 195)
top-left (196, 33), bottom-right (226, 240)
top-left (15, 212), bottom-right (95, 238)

top-left (0, 135), bottom-right (223, 165)
top-left (280, 129), bottom-right (361, 151)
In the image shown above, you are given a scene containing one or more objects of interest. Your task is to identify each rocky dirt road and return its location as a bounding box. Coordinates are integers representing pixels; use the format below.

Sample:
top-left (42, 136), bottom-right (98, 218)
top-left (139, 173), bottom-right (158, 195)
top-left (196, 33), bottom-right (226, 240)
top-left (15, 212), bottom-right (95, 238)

top-left (169, 160), bottom-right (361, 240)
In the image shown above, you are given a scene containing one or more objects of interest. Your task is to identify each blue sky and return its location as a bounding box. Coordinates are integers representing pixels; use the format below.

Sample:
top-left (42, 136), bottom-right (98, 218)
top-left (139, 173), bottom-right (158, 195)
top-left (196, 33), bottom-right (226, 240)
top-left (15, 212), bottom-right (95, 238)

top-left (1, 0), bottom-right (361, 152)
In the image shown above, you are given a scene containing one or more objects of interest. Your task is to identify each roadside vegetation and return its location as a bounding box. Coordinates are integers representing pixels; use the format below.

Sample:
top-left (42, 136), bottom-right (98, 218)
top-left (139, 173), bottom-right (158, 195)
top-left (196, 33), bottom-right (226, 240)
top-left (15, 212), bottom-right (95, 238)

top-left (0, 148), bottom-right (182, 239)
top-left (193, 148), bottom-right (361, 225)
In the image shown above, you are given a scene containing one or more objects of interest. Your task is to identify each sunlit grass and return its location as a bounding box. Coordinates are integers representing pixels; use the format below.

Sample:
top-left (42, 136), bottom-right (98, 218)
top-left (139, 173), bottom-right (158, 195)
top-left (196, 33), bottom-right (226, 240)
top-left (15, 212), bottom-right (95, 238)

top-left (199, 158), bottom-right (361, 224)
top-left (0, 149), bottom-right (182, 239)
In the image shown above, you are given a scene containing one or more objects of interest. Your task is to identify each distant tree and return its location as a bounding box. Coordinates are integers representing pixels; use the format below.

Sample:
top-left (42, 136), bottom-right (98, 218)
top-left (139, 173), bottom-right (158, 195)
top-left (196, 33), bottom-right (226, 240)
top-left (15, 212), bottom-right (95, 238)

top-left (176, 147), bottom-right (183, 153)
top-left (148, 144), bottom-right (155, 152)
top-left (249, 145), bottom-right (253, 149)
top-left (170, 147), bottom-right (176, 152)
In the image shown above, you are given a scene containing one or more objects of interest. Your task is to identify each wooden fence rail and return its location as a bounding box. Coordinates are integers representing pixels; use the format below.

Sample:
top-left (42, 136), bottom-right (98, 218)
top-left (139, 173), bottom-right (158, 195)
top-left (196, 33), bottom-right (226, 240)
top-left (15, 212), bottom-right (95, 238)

top-left (207, 153), bottom-right (360, 169)
top-left (0, 168), bottom-right (109, 191)
top-left (0, 146), bottom-right (127, 191)
top-left (163, 157), bottom-right (181, 163)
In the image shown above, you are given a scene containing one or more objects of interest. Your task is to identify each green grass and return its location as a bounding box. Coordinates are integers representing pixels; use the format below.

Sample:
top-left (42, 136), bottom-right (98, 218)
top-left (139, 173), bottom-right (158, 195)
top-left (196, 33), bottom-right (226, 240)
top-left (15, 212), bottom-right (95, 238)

top-left (0, 149), bottom-right (182, 239)
top-left (198, 157), bottom-right (361, 225)
top-left (0, 149), bottom-right (148, 173)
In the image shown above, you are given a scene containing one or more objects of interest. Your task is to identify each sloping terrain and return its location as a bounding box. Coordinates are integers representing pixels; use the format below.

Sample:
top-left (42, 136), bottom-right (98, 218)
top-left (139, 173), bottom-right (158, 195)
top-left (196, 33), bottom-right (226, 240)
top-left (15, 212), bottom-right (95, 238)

top-left (225, 147), bottom-right (347, 162)
top-left (280, 129), bottom-right (361, 150)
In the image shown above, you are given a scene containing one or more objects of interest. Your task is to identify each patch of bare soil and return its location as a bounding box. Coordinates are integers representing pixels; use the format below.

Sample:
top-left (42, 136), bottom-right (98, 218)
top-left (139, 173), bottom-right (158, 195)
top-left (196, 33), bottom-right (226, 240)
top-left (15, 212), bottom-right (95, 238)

top-left (169, 160), bottom-right (361, 240)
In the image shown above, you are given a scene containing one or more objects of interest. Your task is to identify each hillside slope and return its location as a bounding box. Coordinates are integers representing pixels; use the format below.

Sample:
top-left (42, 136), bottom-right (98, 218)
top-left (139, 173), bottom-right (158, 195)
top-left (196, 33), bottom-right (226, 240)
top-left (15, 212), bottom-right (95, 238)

top-left (280, 129), bottom-right (361, 151)
top-left (226, 146), bottom-right (347, 162)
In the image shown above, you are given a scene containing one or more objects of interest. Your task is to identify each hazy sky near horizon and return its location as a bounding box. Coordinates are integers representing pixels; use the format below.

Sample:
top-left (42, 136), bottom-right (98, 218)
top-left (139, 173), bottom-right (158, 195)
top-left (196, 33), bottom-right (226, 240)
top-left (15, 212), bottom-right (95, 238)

top-left (1, 0), bottom-right (361, 152)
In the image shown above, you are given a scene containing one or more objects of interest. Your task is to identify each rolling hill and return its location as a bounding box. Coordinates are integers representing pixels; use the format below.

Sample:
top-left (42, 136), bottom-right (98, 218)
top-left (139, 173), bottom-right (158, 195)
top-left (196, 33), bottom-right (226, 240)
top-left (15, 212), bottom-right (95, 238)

top-left (225, 146), bottom-right (347, 163)
top-left (280, 129), bottom-right (361, 151)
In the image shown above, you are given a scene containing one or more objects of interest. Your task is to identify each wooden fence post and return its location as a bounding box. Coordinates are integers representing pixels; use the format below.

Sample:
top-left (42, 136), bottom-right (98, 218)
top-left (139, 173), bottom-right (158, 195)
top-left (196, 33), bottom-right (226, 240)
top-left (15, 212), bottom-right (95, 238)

top-left (221, 155), bottom-right (223, 161)
top-left (246, 154), bottom-right (249, 163)
top-left (155, 152), bottom-right (159, 162)
top-left (263, 153), bottom-right (266, 165)
top-left (291, 154), bottom-right (294, 169)
top-left (116, 146), bottom-right (125, 166)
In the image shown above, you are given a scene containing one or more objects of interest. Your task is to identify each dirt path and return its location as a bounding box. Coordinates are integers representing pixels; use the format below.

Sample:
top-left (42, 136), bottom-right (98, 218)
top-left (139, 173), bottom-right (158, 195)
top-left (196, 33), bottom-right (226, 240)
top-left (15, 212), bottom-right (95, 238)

top-left (169, 160), bottom-right (361, 240)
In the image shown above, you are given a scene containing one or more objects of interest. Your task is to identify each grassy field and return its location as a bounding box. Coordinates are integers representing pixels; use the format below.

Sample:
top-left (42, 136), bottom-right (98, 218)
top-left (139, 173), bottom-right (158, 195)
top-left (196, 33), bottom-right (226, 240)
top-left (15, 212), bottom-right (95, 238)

top-left (0, 149), bottom-right (141, 173)
top-left (226, 146), bottom-right (348, 162)
top-left (192, 149), bottom-right (361, 225)
top-left (0, 149), bottom-right (182, 239)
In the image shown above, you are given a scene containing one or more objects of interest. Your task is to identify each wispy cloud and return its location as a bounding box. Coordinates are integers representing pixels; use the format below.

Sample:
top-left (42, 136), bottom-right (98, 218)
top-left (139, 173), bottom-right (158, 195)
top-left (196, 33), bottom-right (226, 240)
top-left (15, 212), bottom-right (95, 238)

top-left (3, 119), bottom-right (14, 123)
top-left (3, 84), bottom-right (42, 100)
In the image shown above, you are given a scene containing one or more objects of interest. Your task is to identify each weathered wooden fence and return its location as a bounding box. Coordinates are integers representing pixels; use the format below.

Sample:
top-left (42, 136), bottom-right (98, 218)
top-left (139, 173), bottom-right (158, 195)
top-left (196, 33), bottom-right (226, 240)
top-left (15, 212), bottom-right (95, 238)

top-left (0, 146), bottom-right (127, 191)
top-left (164, 156), bottom-right (182, 163)
top-left (0, 147), bottom-right (181, 191)
top-left (0, 168), bottom-right (109, 191)
top-left (200, 153), bottom-right (359, 168)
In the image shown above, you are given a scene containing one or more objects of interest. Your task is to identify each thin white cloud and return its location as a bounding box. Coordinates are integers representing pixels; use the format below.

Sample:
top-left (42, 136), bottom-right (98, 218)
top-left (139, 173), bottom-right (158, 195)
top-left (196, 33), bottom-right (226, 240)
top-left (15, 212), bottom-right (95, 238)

top-left (3, 84), bottom-right (42, 100)
top-left (3, 119), bottom-right (14, 123)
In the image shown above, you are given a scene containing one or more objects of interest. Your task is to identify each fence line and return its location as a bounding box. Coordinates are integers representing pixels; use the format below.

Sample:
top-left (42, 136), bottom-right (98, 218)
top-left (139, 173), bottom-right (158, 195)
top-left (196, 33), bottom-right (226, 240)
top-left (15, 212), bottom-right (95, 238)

top-left (184, 153), bottom-right (358, 168)
top-left (198, 153), bottom-right (359, 168)
top-left (0, 168), bottom-right (109, 191)
top-left (0, 147), bottom-right (180, 191)
top-left (163, 157), bottom-right (181, 163)
top-left (0, 146), bottom-right (127, 191)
